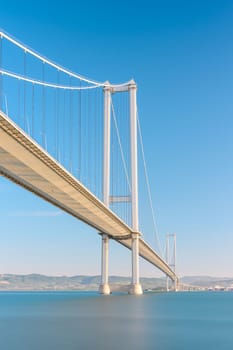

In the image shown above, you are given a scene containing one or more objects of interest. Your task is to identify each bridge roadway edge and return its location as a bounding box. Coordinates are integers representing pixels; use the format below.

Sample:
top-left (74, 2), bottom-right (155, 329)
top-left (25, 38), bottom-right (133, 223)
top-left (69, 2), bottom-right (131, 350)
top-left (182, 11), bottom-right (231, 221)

top-left (0, 110), bottom-right (177, 282)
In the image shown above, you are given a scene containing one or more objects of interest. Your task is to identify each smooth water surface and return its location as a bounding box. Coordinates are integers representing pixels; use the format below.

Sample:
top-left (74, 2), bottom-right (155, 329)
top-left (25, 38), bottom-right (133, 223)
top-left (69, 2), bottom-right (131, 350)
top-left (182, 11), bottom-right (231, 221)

top-left (0, 291), bottom-right (233, 350)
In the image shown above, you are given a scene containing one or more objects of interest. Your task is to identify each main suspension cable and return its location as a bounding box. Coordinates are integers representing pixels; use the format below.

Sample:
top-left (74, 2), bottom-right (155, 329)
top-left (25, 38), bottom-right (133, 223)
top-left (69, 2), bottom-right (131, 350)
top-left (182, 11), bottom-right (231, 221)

top-left (0, 30), bottom-right (132, 88)
top-left (0, 69), bottom-right (101, 90)
top-left (0, 31), bottom-right (103, 86)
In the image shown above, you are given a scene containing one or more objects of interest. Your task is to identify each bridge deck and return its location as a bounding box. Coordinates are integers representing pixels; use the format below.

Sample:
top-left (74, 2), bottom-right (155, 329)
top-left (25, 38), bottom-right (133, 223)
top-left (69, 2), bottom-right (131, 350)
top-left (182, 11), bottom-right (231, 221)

top-left (0, 111), bottom-right (176, 281)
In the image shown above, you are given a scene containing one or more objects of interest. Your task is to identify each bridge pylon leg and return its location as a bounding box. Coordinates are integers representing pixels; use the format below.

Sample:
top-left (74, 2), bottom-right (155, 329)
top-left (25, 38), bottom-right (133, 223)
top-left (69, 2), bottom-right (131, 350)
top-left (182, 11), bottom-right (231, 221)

top-left (166, 276), bottom-right (169, 292)
top-left (174, 277), bottom-right (178, 292)
top-left (129, 233), bottom-right (143, 295)
top-left (128, 81), bottom-right (142, 295)
top-left (99, 234), bottom-right (111, 295)
top-left (99, 83), bottom-right (111, 295)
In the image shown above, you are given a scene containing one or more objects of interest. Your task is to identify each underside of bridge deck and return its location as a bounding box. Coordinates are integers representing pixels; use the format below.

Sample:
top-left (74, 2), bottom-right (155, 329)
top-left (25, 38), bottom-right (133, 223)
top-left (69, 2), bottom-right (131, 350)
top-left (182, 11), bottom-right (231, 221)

top-left (0, 110), bottom-right (176, 282)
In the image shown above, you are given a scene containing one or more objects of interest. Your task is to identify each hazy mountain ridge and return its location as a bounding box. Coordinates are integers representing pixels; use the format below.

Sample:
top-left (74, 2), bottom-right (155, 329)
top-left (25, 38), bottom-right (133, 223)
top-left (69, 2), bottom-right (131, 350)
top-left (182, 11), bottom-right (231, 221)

top-left (181, 276), bottom-right (233, 288)
top-left (0, 274), bottom-right (165, 291)
top-left (0, 274), bottom-right (233, 291)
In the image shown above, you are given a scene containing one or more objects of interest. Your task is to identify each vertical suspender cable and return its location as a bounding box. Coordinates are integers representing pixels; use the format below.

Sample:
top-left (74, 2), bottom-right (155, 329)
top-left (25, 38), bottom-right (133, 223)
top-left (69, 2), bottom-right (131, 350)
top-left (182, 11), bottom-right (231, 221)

top-left (116, 96), bottom-right (119, 217)
top-left (42, 61), bottom-right (46, 148)
top-left (53, 79), bottom-right (56, 158)
top-left (23, 50), bottom-right (26, 130)
top-left (69, 76), bottom-right (71, 170)
top-left (98, 88), bottom-right (101, 198)
top-left (85, 88), bottom-right (88, 187)
top-left (123, 94), bottom-right (127, 224)
top-left (87, 88), bottom-right (90, 190)
top-left (93, 91), bottom-right (97, 195)
top-left (121, 94), bottom-right (124, 222)
top-left (63, 86), bottom-right (66, 166)
top-left (32, 83), bottom-right (35, 138)
top-left (83, 88), bottom-right (86, 184)
top-left (78, 80), bottom-right (82, 180)
top-left (0, 34), bottom-right (2, 111)
top-left (69, 75), bottom-right (73, 173)
top-left (56, 69), bottom-right (59, 161)
top-left (87, 88), bottom-right (89, 188)
top-left (18, 78), bottom-right (21, 124)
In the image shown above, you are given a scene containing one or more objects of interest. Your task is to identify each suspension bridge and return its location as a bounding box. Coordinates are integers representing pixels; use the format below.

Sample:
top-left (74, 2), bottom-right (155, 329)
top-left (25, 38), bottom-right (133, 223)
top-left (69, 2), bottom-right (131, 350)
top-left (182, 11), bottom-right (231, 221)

top-left (0, 30), bottom-right (178, 294)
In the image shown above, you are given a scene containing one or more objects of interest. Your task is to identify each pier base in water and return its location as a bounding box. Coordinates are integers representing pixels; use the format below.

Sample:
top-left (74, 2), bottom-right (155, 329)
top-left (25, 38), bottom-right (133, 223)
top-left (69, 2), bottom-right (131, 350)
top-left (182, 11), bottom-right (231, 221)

top-left (99, 283), bottom-right (111, 295)
top-left (129, 283), bottom-right (143, 295)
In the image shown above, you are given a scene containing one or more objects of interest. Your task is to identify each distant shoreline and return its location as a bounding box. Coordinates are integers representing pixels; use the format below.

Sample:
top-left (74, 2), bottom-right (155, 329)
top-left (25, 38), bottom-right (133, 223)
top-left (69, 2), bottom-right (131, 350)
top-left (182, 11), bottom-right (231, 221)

top-left (0, 274), bottom-right (233, 292)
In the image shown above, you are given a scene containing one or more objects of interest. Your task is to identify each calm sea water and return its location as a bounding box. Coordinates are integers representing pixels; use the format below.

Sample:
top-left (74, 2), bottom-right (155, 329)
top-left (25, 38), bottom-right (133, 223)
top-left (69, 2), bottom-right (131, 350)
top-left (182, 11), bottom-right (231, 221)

top-left (0, 291), bottom-right (233, 350)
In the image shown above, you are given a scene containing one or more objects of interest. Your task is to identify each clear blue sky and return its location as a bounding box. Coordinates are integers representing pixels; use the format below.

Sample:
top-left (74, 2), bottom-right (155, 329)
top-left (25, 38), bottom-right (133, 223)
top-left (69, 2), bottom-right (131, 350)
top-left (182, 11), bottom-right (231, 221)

top-left (0, 0), bottom-right (233, 277)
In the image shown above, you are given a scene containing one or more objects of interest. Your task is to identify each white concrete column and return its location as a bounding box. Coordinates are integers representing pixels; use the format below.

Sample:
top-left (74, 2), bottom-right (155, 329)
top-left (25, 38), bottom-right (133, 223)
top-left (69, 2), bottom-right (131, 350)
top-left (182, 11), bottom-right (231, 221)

top-left (166, 234), bottom-right (170, 292)
top-left (103, 82), bottom-right (111, 207)
top-left (173, 234), bottom-right (177, 292)
top-left (174, 278), bottom-right (178, 292)
top-left (129, 80), bottom-right (142, 295)
top-left (99, 83), bottom-right (111, 295)
top-left (129, 80), bottom-right (139, 232)
top-left (99, 234), bottom-right (110, 295)
top-left (129, 233), bottom-right (142, 295)
top-left (166, 276), bottom-right (169, 292)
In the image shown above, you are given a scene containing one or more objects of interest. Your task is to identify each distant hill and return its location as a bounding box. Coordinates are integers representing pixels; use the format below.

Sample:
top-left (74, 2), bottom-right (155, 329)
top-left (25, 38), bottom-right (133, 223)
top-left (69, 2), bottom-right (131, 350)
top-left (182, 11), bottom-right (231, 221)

top-left (0, 274), bottom-right (232, 291)
top-left (0, 274), bottom-right (166, 291)
top-left (181, 276), bottom-right (233, 288)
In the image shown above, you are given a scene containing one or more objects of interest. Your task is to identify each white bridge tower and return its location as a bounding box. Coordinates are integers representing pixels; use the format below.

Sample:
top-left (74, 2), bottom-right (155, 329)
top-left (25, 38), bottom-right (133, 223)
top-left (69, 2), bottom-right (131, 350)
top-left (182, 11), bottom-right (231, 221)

top-left (99, 80), bottom-right (143, 295)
